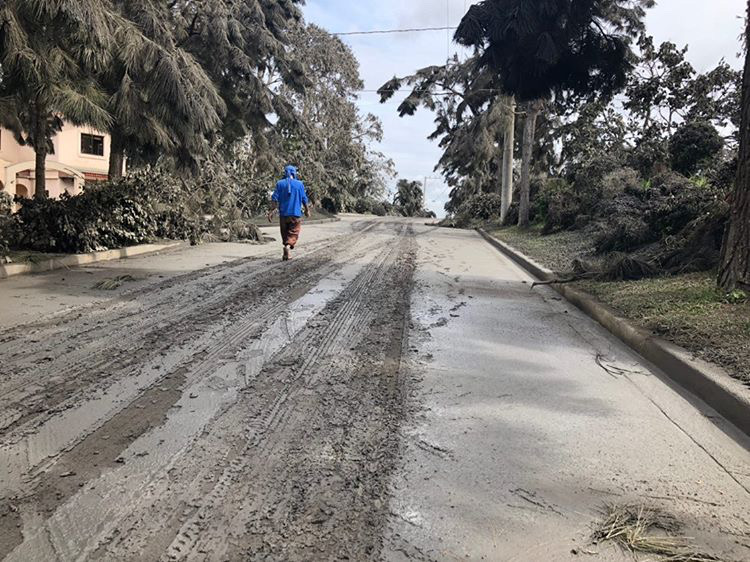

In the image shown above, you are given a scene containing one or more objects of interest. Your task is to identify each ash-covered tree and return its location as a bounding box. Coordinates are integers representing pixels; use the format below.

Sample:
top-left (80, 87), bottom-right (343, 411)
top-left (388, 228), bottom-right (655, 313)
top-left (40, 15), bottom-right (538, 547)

top-left (169, 0), bottom-right (309, 147)
top-left (623, 36), bottom-right (741, 175)
top-left (718, 0), bottom-right (750, 292)
top-left (454, 0), bottom-right (654, 102)
top-left (669, 121), bottom-right (724, 177)
top-left (277, 25), bottom-right (394, 211)
top-left (0, 0), bottom-right (113, 198)
top-left (454, 0), bottom-right (654, 225)
top-left (394, 179), bottom-right (425, 217)
top-left (99, 0), bottom-right (225, 177)
top-left (379, 56), bottom-right (512, 217)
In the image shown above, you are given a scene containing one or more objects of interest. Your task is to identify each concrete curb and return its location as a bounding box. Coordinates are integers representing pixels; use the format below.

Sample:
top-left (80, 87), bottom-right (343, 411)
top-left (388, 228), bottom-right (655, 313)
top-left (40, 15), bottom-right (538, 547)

top-left (0, 241), bottom-right (187, 280)
top-left (477, 228), bottom-right (750, 437)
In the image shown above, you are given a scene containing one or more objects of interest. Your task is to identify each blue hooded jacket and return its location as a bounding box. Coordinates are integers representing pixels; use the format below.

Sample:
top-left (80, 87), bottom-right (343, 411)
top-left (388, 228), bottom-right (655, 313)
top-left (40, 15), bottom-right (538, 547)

top-left (272, 165), bottom-right (309, 217)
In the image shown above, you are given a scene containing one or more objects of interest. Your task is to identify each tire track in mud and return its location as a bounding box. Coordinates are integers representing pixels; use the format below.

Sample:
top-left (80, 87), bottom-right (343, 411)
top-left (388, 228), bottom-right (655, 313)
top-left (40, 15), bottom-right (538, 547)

top-left (0, 222), bottom-right (378, 437)
top-left (0, 222), bottom-right (380, 441)
top-left (162, 225), bottom-right (416, 562)
top-left (0, 221), bottom-right (415, 561)
top-left (9, 222), bottom-right (418, 561)
top-left (0, 221), bottom-right (392, 558)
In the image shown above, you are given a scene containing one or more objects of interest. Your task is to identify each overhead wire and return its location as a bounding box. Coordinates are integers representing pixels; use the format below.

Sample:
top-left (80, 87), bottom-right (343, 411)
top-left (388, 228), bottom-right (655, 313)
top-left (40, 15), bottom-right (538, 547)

top-left (332, 26), bottom-right (457, 36)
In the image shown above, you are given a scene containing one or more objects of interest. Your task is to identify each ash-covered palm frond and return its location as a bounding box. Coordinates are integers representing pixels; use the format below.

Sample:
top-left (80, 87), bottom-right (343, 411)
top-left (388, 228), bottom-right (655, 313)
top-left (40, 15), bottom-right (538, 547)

top-left (0, 0), bottom-right (119, 197)
top-left (454, 0), bottom-right (654, 102)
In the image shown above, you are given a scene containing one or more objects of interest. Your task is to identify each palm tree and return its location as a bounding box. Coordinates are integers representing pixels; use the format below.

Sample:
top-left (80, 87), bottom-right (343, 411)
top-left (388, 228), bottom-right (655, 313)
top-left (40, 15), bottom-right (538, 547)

top-left (0, 0), bottom-right (113, 198)
top-left (454, 0), bottom-right (652, 224)
top-left (101, 1), bottom-right (225, 177)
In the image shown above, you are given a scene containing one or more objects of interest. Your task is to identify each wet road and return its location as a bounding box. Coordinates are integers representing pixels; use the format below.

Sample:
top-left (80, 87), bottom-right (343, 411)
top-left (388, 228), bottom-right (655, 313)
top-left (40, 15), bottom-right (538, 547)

top-left (0, 217), bottom-right (748, 561)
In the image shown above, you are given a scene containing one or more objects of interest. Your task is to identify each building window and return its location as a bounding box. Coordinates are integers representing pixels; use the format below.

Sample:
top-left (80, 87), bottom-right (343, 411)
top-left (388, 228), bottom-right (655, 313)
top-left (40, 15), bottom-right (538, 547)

top-left (81, 133), bottom-right (104, 156)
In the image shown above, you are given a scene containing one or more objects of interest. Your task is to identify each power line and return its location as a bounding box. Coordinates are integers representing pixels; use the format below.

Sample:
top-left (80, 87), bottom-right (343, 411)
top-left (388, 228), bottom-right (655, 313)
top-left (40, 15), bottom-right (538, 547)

top-left (333, 26), bottom-right (457, 36)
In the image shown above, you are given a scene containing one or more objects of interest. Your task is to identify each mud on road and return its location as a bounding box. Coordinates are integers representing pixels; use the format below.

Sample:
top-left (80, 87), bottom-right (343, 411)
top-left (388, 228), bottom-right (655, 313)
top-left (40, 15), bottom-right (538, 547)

top-left (0, 220), bottom-right (417, 561)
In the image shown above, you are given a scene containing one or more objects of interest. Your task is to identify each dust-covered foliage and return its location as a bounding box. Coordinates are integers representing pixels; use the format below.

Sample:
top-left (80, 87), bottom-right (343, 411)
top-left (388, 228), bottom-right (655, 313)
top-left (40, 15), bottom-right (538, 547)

top-left (0, 192), bottom-right (16, 259)
top-left (8, 173), bottom-right (193, 253)
top-left (384, 0), bottom-right (743, 282)
top-left (3, 158), bottom-right (276, 254)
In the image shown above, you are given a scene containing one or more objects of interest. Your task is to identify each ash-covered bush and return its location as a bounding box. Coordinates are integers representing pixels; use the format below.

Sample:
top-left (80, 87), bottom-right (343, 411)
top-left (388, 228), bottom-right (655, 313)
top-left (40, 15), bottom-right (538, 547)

top-left (12, 171), bottom-right (204, 253)
top-left (0, 191), bottom-right (17, 258)
top-left (371, 201), bottom-right (388, 216)
top-left (14, 181), bottom-right (158, 253)
top-left (536, 178), bottom-right (581, 233)
top-left (456, 192), bottom-right (503, 223)
top-left (594, 213), bottom-right (654, 253)
top-left (567, 154), bottom-right (622, 197)
top-left (669, 121), bottom-right (724, 177)
top-left (601, 167), bottom-right (642, 199)
top-left (590, 169), bottom-right (729, 271)
top-left (0, 191), bottom-right (12, 215)
top-left (353, 197), bottom-right (374, 214)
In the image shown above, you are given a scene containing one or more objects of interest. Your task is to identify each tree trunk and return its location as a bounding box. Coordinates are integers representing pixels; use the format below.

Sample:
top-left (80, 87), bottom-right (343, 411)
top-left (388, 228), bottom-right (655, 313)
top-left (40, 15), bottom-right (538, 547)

top-left (33, 106), bottom-right (48, 200)
top-left (718, 1), bottom-right (750, 292)
top-left (518, 100), bottom-right (542, 229)
top-left (500, 97), bottom-right (516, 223)
top-left (108, 131), bottom-right (125, 179)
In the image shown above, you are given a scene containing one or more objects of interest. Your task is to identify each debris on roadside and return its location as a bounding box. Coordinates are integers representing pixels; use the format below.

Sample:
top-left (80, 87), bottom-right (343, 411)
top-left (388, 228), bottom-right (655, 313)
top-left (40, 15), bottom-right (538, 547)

top-left (592, 504), bottom-right (720, 561)
top-left (93, 275), bottom-right (137, 290)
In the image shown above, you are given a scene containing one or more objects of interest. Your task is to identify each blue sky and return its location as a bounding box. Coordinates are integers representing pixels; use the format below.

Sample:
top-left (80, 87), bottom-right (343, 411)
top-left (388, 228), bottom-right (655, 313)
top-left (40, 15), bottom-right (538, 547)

top-left (303, 0), bottom-right (747, 217)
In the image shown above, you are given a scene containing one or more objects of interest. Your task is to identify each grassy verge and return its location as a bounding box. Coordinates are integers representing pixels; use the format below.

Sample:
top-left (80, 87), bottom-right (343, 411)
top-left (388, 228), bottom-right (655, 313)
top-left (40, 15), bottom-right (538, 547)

top-left (491, 226), bottom-right (750, 385)
top-left (491, 225), bottom-right (596, 273)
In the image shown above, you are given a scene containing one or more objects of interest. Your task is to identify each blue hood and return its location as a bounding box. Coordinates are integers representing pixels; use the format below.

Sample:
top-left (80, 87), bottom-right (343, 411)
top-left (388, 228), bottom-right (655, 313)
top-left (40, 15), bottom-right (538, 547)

top-left (283, 165), bottom-right (297, 195)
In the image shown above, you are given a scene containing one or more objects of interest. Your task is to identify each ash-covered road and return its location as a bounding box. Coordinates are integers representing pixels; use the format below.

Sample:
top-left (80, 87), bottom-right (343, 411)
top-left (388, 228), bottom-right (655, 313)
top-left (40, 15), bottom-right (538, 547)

top-left (0, 217), bottom-right (748, 561)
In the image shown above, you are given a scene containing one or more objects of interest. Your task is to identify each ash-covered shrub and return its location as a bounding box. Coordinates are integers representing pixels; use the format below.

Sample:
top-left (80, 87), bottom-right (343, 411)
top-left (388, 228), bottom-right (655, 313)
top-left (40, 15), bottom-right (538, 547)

top-left (0, 191), bottom-right (12, 215)
top-left (601, 167), bottom-right (642, 199)
top-left (354, 197), bottom-right (376, 214)
top-left (669, 121), bottom-right (724, 177)
top-left (14, 182), bottom-right (157, 253)
top-left (371, 201), bottom-right (389, 216)
top-left (12, 171), bottom-right (203, 253)
top-left (536, 178), bottom-right (581, 233)
top-left (594, 214), bottom-right (654, 253)
top-left (457, 192), bottom-right (504, 222)
top-left (0, 192), bottom-right (17, 258)
top-left (568, 154), bottom-right (622, 197)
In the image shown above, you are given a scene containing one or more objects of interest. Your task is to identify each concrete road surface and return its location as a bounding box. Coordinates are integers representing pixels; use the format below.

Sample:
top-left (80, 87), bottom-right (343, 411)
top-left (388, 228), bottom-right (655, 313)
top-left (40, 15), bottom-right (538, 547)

top-left (0, 217), bottom-right (748, 561)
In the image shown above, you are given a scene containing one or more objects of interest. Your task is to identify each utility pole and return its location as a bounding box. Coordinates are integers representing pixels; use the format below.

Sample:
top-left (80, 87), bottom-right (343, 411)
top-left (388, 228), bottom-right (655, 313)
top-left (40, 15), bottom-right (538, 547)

top-left (500, 96), bottom-right (516, 223)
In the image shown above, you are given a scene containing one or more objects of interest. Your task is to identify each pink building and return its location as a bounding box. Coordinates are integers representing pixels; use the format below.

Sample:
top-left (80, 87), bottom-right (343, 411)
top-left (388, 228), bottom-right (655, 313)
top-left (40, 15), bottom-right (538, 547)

top-left (0, 124), bottom-right (122, 201)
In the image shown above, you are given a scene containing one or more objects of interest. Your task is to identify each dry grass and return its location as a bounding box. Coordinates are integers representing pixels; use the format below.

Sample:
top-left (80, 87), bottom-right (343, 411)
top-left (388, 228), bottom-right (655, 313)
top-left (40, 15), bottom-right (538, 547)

top-left (93, 275), bottom-right (136, 290)
top-left (593, 504), bottom-right (721, 561)
top-left (490, 225), bottom-right (597, 273)
top-left (579, 274), bottom-right (750, 385)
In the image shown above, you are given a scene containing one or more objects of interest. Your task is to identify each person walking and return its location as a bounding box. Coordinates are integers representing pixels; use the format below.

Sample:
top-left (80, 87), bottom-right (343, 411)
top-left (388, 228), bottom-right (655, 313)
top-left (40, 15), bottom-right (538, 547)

top-left (267, 165), bottom-right (311, 261)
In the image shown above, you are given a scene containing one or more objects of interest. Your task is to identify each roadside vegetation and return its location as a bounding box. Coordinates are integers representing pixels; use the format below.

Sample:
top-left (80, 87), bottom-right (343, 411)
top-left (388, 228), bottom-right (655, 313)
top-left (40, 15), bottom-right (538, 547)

top-left (0, 2), bottom-right (406, 258)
